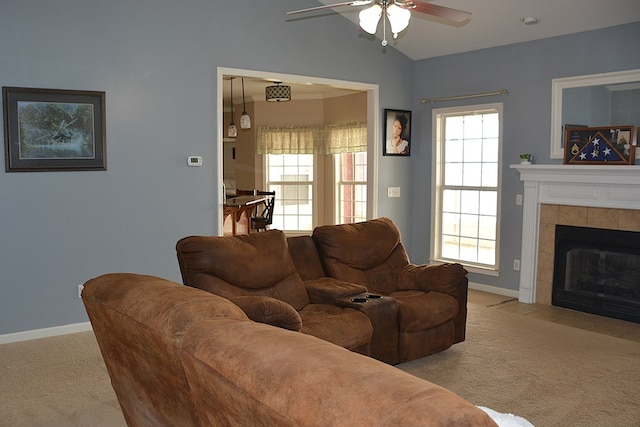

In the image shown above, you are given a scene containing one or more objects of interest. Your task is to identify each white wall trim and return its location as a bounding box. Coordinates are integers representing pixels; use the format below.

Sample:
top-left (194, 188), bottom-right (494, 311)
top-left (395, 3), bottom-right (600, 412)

top-left (469, 281), bottom-right (519, 299)
top-left (0, 322), bottom-right (93, 345)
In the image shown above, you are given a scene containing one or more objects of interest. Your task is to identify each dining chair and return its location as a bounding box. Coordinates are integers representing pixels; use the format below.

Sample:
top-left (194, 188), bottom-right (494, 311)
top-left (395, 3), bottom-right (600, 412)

top-left (251, 190), bottom-right (275, 232)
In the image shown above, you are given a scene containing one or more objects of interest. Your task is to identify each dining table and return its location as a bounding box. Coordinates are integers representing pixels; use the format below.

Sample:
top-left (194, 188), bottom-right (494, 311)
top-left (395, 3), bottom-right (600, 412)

top-left (223, 194), bottom-right (269, 236)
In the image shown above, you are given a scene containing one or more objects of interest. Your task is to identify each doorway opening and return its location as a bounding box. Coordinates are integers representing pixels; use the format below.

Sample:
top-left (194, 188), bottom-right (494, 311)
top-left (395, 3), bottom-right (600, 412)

top-left (217, 67), bottom-right (379, 235)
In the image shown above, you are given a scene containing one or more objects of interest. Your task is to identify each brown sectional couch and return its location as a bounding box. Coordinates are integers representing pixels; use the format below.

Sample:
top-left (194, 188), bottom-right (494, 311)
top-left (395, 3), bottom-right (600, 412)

top-left (177, 217), bottom-right (468, 365)
top-left (83, 273), bottom-right (497, 427)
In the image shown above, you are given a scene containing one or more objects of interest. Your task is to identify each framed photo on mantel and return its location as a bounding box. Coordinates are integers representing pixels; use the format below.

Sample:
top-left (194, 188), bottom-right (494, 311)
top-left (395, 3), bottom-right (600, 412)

top-left (563, 126), bottom-right (636, 165)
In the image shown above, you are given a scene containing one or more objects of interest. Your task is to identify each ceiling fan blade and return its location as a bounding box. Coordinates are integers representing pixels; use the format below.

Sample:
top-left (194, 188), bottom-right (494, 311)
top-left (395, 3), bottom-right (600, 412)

top-left (396, 1), bottom-right (471, 23)
top-left (286, 0), bottom-right (373, 15)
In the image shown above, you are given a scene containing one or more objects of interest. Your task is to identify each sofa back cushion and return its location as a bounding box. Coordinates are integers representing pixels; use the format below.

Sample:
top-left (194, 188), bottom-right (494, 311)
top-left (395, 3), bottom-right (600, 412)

top-left (179, 318), bottom-right (497, 427)
top-left (82, 273), bottom-right (248, 427)
top-left (287, 235), bottom-right (326, 281)
top-left (312, 217), bottom-right (411, 294)
top-left (177, 230), bottom-right (311, 311)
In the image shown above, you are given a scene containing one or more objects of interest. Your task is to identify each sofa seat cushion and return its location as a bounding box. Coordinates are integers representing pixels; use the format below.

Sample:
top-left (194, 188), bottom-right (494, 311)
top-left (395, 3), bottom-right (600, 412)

top-left (389, 290), bottom-right (459, 333)
top-left (299, 304), bottom-right (373, 351)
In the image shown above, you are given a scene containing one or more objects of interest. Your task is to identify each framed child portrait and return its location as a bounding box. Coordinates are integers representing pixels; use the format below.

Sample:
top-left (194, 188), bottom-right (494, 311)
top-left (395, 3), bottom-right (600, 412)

top-left (384, 109), bottom-right (411, 156)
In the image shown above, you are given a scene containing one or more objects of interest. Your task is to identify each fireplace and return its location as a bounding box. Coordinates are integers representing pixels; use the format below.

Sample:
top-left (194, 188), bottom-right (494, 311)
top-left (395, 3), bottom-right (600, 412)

top-left (511, 164), bottom-right (640, 305)
top-left (552, 225), bottom-right (640, 323)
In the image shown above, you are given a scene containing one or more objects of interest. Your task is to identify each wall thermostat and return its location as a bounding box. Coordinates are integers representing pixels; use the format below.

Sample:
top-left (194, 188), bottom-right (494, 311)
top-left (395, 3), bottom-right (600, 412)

top-left (187, 156), bottom-right (202, 167)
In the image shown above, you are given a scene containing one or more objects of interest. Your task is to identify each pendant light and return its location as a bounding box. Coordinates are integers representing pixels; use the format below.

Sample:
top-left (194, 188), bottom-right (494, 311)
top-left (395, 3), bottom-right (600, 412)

top-left (265, 82), bottom-right (291, 102)
top-left (240, 78), bottom-right (251, 129)
top-left (228, 78), bottom-right (237, 138)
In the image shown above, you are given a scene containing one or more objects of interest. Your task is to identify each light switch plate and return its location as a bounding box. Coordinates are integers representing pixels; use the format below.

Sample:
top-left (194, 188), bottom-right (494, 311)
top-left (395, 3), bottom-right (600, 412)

top-left (388, 187), bottom-right (401, 198)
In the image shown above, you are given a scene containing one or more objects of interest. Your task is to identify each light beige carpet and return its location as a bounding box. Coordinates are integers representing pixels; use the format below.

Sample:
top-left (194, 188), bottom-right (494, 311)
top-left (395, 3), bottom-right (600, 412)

top-left (397, 302), bottom-right (640, 427)
top-left (1, 293), bottom-right (639, 427)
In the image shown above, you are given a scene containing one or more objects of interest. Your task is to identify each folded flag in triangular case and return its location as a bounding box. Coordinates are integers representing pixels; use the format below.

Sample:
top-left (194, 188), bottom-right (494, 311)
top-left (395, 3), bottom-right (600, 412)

top-left (564, 126), bottom-right (635, 165)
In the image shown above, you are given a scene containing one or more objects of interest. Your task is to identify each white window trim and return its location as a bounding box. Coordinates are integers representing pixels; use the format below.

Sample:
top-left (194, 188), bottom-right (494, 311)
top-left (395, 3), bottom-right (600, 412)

top-left (430, 102), bottom-right (503, 277)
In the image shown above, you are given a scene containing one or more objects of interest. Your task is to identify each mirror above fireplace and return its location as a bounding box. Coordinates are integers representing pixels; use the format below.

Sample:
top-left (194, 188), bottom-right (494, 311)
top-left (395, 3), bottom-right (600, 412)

top-left (550, 69), bottom-right (640, 159)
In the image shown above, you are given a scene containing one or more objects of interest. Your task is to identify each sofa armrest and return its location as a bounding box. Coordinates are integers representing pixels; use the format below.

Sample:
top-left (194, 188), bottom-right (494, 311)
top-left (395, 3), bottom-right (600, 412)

top-left (398, 263), bottom-right (467, 296)
top-left (304, 277), bottom-right (368, 305)
top-left (229, 296), bottom-right (302, 332)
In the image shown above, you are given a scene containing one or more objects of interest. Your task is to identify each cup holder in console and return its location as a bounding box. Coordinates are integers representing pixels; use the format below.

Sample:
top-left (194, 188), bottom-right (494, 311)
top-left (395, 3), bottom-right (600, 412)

top-left (365, 294), bottom-right (382, 299)
top-left (351, 297), bottom-right (367, 303)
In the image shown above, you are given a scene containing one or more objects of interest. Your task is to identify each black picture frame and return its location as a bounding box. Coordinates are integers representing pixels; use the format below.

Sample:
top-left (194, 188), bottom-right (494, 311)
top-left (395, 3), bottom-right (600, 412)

top-left (383, 109), bottom-right (411, 156)
top-left (3, 87), bottom-right (106, 172)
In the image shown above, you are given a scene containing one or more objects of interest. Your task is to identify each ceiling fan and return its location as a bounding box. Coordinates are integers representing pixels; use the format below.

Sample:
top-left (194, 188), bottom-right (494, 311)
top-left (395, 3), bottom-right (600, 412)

top-left (286, 1), bottom-right (471, 46)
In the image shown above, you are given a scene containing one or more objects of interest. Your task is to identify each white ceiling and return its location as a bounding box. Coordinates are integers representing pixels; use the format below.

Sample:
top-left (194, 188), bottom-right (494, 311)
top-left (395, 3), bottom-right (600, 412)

top-left (316, 0), bottom-right (640, 60)
top-left (225, 1), bottom-right (640, 103)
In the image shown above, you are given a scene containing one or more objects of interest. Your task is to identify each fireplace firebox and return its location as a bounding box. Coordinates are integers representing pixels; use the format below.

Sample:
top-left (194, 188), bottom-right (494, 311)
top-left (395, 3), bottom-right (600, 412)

top-left (553, 225), bottom-right (640, 324)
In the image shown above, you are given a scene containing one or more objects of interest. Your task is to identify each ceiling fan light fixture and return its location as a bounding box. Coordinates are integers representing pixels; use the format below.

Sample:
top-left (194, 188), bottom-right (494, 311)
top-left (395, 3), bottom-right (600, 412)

top-left (359, 4), bottom-right (382, 34)
top-left (265, 82), bottom-right (291, 102)
top-left (386, 3), bottom-right (411, 38)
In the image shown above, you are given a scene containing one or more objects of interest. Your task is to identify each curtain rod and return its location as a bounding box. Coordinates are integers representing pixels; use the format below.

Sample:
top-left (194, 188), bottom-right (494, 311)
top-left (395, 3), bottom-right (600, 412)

top-left (420, 89), bottom-right (509, 104)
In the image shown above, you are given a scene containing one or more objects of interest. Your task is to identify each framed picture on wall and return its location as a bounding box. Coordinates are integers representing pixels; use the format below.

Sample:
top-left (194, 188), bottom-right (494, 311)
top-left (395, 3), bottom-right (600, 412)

top-left (383, 109), bottom-right (411, 156)
top-left (3, 86), bottom-right (106, 172)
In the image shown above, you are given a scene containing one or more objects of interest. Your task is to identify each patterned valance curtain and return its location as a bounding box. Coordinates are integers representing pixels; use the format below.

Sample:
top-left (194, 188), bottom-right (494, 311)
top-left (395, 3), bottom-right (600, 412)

top-left (257, 121), bottom-right (366, 155)
top-left (325, 121), bottom-right (367, 154)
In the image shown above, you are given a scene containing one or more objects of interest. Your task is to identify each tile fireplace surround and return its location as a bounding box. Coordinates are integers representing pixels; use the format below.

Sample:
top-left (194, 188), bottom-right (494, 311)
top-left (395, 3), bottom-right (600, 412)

top-left (511, 164), bottom-right (640, 304)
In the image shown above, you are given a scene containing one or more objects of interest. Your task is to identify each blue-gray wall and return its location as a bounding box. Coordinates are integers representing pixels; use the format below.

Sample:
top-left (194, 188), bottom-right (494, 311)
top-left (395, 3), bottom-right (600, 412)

top-left (0, 0), bottom-right (638, 335)
top-left (0, 0), bottom-right (414, 335)
top-left (410, 22), bottom-right (640, 291)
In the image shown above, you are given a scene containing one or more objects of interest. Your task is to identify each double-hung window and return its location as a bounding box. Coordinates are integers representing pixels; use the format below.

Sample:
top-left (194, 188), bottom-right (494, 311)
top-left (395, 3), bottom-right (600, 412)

top-left (259, 122), bottom-right (367, 232)
top-left (431, 103), bottom-right (502, 274)
top-left (335, 151), bottom-right (367, 224)
top-left (266, 154), bottom-right (314, 232)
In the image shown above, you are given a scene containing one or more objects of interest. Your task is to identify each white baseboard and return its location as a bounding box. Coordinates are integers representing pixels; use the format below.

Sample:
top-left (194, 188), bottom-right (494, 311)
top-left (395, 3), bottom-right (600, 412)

top-left (469, 281), bottom-right (519, 299)
top-left (0, 322), bottom-right (93, 345)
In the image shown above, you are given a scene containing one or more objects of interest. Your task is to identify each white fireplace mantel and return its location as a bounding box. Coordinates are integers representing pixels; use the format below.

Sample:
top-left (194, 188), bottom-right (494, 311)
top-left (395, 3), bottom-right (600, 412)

top-left (510, 164), bottom-right (640, 303)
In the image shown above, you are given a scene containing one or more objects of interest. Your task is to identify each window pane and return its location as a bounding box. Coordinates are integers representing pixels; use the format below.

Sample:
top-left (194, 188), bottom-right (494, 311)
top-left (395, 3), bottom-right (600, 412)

top-left (483, 113), bottom-right (499, 138)
top-left (460, 190), bottom-right (479, 214)
top-left (442, 190), bottom-right (460, 212)
top-left (478, 215), bottom-right (496, 240)
top-left (463, 139), bottom-right (482, 163)
top-left (442, 212), bottom-right (460, 235)
top-left (445, 139), bottom-right (463, 162)
top-left (463, 115), bottom-right (483, 136)
top-left (460, 214), bottom-right (478, 238)
top-left (444, 163), bottom-right (463, 186)
top-left (481, 162), bottom-right (498, 187)
top-left (462, 163), bottom-right (482, 187)
top-left (441, 235), bottom-right (460, 259)
top-left (482, 138), bottom-right (499, 162)
top-left (445, 116), bottom-right (464, 139)
top-left (479, 191), bottom-right (497, 216)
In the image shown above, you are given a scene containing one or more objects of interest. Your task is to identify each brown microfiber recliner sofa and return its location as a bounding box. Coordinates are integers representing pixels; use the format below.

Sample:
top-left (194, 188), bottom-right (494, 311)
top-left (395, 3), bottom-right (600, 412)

top-left (176, 229), bottom-right (374, 356)
top-left (82, 273), bottom-right (497, 427)
top-left (291, 217), bottom-right (468, 364)
top-left (177, 217), bottom-right (468, 365)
